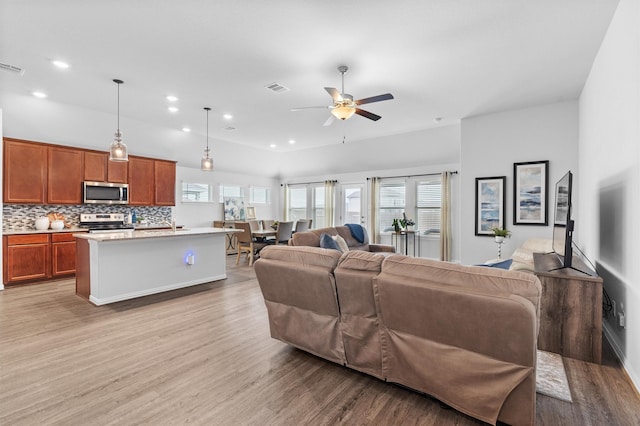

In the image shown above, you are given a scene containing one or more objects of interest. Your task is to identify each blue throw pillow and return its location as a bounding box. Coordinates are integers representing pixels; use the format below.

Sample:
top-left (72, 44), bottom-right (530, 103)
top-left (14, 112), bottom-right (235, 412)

top-left (479, 259), bottom-right (513, 269)
top-left (319, 233), bottom-right (341, 251)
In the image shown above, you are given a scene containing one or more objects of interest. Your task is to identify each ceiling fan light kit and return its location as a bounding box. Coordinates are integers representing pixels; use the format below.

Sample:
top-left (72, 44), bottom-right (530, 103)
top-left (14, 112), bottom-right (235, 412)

top-left (294, 65), bottom-right (394, 126)
top-left (109, 79), bottom-right (128, 162)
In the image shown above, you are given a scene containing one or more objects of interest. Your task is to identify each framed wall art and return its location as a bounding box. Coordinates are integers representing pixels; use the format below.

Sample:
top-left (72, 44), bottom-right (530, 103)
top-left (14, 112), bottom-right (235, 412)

top-left (475, 176), bottom-right (506, 236)
top-left (513, 160), bottom-right (549, 225)
top-left (245, 206), bottom-right (256, 220)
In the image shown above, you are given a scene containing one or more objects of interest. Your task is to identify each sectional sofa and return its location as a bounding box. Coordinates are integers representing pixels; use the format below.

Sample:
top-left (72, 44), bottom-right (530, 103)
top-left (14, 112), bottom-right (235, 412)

top-left (254, 245), bottom-right (542, 426)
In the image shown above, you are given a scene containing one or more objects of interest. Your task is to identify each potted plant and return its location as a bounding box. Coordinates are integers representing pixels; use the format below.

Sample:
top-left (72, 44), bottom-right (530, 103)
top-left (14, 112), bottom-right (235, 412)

top-left (392, 218), bottom-right (401, 233)
top-left (271, 220), bottom-right (279, 230)
top-left (492, 227), bottom-right (511, 243)
top-left (400, 217), bottom-right (415, 231)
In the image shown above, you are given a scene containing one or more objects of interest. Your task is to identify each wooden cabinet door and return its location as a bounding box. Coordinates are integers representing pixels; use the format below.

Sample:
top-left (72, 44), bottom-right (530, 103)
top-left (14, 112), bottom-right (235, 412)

top-left (107, 160), bottom-right (128, 183)
top-left (84, 151), bottom-right (108, 182)
top-left (48, 146), bottom-right (84, 204)
top-left (52, 241), bottom-right (77, 276)
top-left (3, 138), bottom-right (47, 204)
top-left (4, 235), bottom-right (51, 284)
top-left (128, 156), bottom-right (155, 205)
top-left (154, 160), bottom-right (176, 206)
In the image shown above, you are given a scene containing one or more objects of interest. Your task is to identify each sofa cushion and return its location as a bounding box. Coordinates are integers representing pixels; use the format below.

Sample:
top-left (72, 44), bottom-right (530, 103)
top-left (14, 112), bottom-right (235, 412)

top-left (259, 245), bottom-right (342, 270)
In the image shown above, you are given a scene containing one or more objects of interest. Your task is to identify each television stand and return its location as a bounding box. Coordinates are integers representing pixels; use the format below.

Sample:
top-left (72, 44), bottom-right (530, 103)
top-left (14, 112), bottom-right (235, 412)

top-left (533, 252), bottom-right (602, 363)
top-left (548, 255), bottom-right (592, 276)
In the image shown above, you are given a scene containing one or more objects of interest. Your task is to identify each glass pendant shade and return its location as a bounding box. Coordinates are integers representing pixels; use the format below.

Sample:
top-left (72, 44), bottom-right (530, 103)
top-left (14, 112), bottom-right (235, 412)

top-left (109, 130), bottom-right (128, 161)
top-left (201, 148), bottom-right (213, 171)
top-left (331, 105), bottom-right (356, 120)
top-left (201, 107), bottom-right (213, 171)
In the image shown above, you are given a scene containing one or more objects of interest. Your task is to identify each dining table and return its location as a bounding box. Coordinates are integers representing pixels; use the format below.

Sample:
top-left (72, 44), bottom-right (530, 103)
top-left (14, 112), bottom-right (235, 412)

top-left (251, 229), bottom-right (277, 240)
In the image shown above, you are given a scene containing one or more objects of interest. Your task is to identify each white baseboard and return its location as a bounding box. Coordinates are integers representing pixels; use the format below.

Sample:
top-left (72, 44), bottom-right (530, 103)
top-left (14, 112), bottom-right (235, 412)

top-left (603, 322), bottom-right (640, 394)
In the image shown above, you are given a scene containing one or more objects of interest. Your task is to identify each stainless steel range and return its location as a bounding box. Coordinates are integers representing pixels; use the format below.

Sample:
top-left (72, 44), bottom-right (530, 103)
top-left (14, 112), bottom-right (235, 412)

top-left (79, 213), bottom-right (134, 233)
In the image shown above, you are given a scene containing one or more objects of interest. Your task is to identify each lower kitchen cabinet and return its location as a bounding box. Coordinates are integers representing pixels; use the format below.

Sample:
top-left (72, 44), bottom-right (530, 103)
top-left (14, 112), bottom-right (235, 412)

top-left (51, 233), bottom-right (78, 277)
top-left (4, 234), bottom-right (50, 284)
top-left (3, 231), bottom-right (86, 285)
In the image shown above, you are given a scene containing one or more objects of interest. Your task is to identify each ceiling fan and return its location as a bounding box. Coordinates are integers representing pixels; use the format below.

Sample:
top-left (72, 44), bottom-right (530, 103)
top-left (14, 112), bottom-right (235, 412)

top-left (292, 65), bottom-right (394, 126)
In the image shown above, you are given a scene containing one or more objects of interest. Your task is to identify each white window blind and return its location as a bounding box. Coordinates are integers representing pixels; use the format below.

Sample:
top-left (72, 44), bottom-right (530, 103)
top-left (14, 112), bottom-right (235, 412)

top-left (379, 181), bottom-right (405, 233)
top-left (313, 186), bottom-right (325, 227)
top-left (416, 179), bottom-right (441, 234)
top-left (219, 185), bottom-right (244, 203)
top-left (182, 183), bottom-right (213, 203)
top-left (250, 187), bottom-right (270, 204)
top-left (288, 186), bottom-right (307, 222)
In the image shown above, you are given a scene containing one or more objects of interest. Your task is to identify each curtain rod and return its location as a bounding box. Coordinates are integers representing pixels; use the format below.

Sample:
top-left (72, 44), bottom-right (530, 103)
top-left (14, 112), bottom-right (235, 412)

top-left (367, 171), bottom-right (458, 180)
top-left (281, 180), bottom-right (337, 186)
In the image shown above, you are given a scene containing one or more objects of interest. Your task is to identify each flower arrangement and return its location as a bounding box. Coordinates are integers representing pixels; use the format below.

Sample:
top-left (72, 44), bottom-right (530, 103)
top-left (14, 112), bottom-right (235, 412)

top-left (400, 212), bottom-right (415, 228)
top-left (271, 220), bottom-right (279, 230)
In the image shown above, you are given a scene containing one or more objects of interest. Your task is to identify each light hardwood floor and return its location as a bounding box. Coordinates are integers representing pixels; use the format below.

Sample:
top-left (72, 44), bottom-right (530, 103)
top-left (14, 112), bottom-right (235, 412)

top-left (1, 257), bottom-right (639, 425)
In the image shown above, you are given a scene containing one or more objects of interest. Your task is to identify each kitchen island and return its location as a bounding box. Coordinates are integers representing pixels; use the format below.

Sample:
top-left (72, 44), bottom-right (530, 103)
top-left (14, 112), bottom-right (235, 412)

top-left (74, 227), bottom-right (241, 305)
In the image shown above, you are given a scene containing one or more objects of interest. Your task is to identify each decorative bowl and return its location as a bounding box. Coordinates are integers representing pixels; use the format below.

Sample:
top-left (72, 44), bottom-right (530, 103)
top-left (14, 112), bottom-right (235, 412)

top-left (50, 220), bottom-right (64, 230)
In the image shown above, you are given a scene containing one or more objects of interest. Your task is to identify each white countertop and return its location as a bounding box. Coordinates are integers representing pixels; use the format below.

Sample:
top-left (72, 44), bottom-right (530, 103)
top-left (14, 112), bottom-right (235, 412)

top-left (3, 227), bottom-right (87, 235)
top-left (73, 227), bottom-right (241, 241)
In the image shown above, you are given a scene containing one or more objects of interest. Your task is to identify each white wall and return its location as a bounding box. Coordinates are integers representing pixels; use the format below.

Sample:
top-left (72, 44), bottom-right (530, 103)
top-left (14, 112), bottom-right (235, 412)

top-left (173, 166), bottom-right (279, 227)
top-left (278, 125), bottom-right (460, 179)
top-left (460, 101), bottom-right (579, 264)
top-left (579, 0), bottom-right (640, 390)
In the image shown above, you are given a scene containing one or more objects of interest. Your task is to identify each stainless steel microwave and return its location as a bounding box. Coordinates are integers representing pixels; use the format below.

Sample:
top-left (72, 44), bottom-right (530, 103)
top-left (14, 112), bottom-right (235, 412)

top-left (83, 181), bottom-right (129, 204)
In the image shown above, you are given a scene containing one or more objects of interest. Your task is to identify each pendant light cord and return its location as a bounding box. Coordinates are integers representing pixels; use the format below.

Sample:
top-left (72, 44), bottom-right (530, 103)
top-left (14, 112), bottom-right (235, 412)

top-left (204, 107), bottom-right (211, 152)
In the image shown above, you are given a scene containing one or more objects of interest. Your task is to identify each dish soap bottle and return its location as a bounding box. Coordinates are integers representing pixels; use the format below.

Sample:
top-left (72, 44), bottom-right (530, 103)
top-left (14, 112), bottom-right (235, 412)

top-left (132, 209), bottom-right (137, 225)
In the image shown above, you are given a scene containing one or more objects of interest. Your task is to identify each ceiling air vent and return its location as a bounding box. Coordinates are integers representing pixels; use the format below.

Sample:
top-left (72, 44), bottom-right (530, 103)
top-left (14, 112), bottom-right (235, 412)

top-left (0, 62), bottom-right (25, 75)
top-left (264, 82), bottom-right (290, 94)
top-left (223, 126), bottom-right (236, 131)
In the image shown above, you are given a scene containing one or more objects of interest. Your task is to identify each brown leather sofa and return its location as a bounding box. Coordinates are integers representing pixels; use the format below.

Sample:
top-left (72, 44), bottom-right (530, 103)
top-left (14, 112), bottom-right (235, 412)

top-left (288, 225), bottom-right (395, 252)
top-left (254, 246), bottom-right (541, 426)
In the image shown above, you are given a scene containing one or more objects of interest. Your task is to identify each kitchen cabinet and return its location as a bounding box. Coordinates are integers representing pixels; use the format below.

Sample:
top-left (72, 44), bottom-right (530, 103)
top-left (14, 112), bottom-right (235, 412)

top-left (48, 146), bottom-right (84, 204)
top-left (51, 233), bottom-right (79, 277)
top-left (107, 160), bottom-right (128, 183)
top-left (3, 138), bottom-right (47, 204)
top-left (128, 156), bottom-right (155, 205)
top-left (154, 160), bottom-right (176, 206)
top-left (84, 151), bottom-right (108, 182)
top-left (3, 234), bottom-right (51, 284)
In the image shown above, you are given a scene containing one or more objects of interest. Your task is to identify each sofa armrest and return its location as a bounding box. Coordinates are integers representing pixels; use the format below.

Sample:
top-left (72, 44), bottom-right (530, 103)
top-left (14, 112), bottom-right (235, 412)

top-left (369, 244), bottom-right (395, 253)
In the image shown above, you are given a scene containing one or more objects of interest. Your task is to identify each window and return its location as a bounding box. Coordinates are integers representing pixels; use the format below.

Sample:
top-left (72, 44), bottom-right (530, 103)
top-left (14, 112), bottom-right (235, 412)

top-left (182, 182), bottom-right (213, 203)
top-left (288, 186), bottom-right (307, 222)
top-left (313, 186), bottom-right (325, 227)
top-left (416, 178), bottom-right (441, 235)
top-left (378, 181), bottom-right (406, 233)
top-left (219, 184), bottom-right (244, 203)
top-left (250, 187), bottom-right (270, 204)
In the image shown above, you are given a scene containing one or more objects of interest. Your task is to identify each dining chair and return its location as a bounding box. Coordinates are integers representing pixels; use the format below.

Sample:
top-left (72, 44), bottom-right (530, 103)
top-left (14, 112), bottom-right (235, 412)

top-left (266, 221), bottom-right (294, 245)
top-left (248, 219), bottom-right (262, 232)
top-left (294, 219), bottom-right (311, 233)
top-left (234, 221), bottom-right (266, 266)
top-left (262, 219), bottom-right (276, 230)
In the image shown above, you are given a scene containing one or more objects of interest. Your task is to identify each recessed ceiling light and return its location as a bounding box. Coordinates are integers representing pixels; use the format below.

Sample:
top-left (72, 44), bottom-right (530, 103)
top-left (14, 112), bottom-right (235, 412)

top-left (289, 139), bottom-right (296, 145)
top-left (182, 127), bottom-right (191, 132)
top-left (168, 106), bottom-right (179, 113)
top-left (223, 113), bottom-right (233, 120)
top-left (269, 143), bottom-right (277, 148)
top-left (166, 95), bottom-right (178, 102)
top-left (433, 117), bottom-right (443, 123)
top-left (52, 60), bottom-right (70, 69)
top-left (32, 91), bottom-right (47, 98)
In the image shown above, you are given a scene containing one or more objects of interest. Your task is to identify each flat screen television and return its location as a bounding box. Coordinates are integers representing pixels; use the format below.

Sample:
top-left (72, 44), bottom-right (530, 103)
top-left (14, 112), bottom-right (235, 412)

top-left (552, 171), bottom-right (574, 269)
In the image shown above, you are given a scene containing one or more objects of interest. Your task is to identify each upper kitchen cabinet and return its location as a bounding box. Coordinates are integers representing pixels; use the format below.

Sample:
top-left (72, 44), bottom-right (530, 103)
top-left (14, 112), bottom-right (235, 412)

top-left (3, 138), bottom-right (47, 204)
top-left (128, 156), bottom-right (155, 205)
top-left (83, 151), bottom-right (108, 182)
top-left (107, 160), bottom-right (128, 184)
top-left (83, 151), bottom-right (128, 183)
top-left (154, 160), bottom-right (176, 206)
top-left (48, 146), bottom-right (84, 204)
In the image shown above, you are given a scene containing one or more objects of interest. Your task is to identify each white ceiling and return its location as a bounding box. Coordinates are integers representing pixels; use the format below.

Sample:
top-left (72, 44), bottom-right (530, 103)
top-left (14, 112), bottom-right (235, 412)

top-left (0, 0), bottom-right (618, 163)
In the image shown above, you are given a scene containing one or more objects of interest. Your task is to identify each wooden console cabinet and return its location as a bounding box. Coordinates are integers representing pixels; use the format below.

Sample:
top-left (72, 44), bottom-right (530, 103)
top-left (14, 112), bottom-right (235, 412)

top-left (533, 252), bottom-right (603, 364)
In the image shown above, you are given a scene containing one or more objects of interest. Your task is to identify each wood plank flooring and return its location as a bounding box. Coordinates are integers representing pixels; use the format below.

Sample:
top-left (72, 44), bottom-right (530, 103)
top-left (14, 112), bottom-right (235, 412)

top-left (1, 257), bottom-right (639, 425)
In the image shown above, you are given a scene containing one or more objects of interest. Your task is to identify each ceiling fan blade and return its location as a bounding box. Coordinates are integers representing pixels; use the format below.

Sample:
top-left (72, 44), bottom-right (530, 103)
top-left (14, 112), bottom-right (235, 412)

top-left (355, 108), bottom-right (382, 121)
top-left (291, 106), bottom-right (332, 111)
top-left (324, 87), bottom-right (343, 102)
top-left (323, 115), bottom-right (335, 127)
top-left (355, 93), bottom-right (394, 105)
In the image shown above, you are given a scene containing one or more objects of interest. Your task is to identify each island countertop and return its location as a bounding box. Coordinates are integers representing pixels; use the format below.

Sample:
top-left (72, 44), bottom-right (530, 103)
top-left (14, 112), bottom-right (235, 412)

top-left (73, 227), bottom-right (241, 241)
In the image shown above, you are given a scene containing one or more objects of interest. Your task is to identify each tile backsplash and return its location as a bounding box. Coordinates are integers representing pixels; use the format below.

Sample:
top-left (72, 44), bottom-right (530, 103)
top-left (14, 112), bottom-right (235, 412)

top-left (2, 204), bottom-right (172, 231)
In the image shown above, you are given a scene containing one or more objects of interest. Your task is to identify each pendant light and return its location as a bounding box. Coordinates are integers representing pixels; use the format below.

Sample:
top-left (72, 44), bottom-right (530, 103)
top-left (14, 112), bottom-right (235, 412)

top-left (330, 66), bottom-right (356, 121)
top-left (201, 107), bottom-right (213, 171)
top-left (109, 79), bottom-right (128, 162)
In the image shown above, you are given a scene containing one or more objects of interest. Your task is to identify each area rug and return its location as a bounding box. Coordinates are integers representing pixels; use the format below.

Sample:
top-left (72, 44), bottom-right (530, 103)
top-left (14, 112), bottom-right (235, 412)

top-left (536, 350), bottom-right (573, 402)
